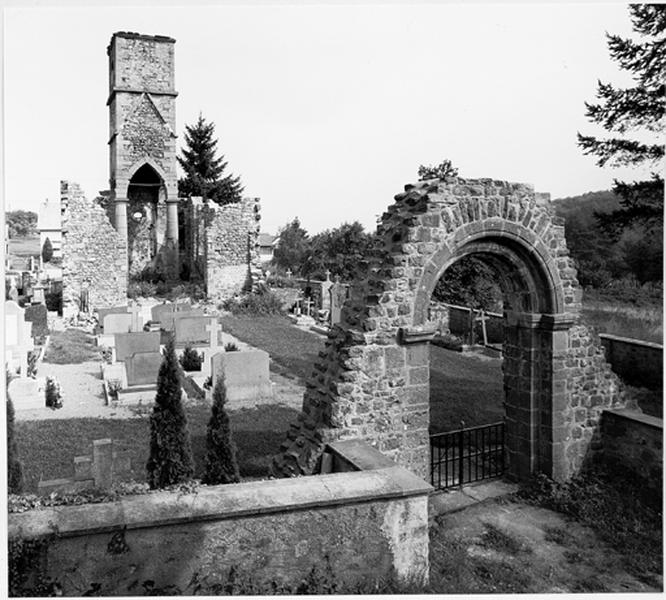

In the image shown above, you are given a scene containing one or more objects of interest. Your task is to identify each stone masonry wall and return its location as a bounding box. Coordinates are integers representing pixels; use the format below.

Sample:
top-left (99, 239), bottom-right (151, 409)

top-left (9, 441), bottom-right (430, 595)
top-left (599, 333), bottom-right (663, 390)
top-left (205, 197), bottom-right (263, 301)
top-left (60, 181), bottom-right (127, 317)
top-left (274, 177), bottom-right (631, 482)
top-left (599, 409), bottom-right (662, 490)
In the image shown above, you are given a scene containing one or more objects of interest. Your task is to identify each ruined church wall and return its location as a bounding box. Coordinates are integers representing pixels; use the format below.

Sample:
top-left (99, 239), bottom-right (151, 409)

top-left (61, 181), bottom-right (127, 317)
top-left (204, 197), bottom-right (262, 301)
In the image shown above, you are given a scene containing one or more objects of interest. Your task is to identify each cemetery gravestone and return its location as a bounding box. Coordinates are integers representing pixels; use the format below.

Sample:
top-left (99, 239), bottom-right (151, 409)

top-left (125, 352), bottom-right (163, 386)
top-left (5, 300), bottom-right (35, 376)
top-left (151, 303), bottom-right (175, 327)
top-left (212, 349), bottom-right (273, 406)
top-left (8, 377), bottom-right (46, 410)
top-left (174, 314), bottom-right (212, 346)
top-left (96, 306), bottom-right (129, 332)
top-left (114, 331), bottom-right (161, 363)
top-left (329, 279), bottom-right (347, 327)
top-left (104, 313), bottom-right (133, 335)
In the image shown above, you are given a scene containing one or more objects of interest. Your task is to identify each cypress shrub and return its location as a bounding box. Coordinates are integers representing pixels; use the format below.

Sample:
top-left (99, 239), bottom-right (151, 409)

top-left (7, 378), bottom-right (24, 494)
top-left (203, 374), bottom-right (240, 485)
top-left (146, 336), bottom-right (195, 489)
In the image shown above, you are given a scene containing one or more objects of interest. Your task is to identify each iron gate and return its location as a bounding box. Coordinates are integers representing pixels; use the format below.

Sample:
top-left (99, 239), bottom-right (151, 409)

top-left (430, 421), bottom-right (505, 489)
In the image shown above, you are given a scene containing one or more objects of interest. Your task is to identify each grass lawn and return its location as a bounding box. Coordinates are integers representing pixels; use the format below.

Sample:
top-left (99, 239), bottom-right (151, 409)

top-left (223, 314), bottom-right (504, 433)
top-left (16, 403), bottom-right (299, 493)
top-left (8, 236), bottom-right (40, 257)
top-left (43, 329), bottom-right (101, 364)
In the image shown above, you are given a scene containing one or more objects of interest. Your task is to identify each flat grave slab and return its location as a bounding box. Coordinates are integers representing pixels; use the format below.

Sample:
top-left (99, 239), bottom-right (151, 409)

top-left (114, 331), bottom-right (161, 363)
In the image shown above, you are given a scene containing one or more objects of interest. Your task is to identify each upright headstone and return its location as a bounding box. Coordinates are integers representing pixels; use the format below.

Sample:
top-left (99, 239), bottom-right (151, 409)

top-left (211, 349), bottom-right (273, 405)
top-left (5, 300), bottom-right (35, 376)
top-left (125, 351), bottom-right (163, 386)
top-left (151, 302), bottom-right (175, 326)
top-left (96, 306), bottom-right (129, 332)
top-left (320, 270), bottom-right (333, 313)
top-left (8, 376), bottom-right (46, 410)
top-left (104, 313), bottom-right (133, 335)
top-left (329, 277), bottom-right (347, 327)
top-left (174, 313), bottom-right (211, 346)
top-left (201, 317), bottom-right (223, 376)
top-left (114, 331), bottom-right (161, 363)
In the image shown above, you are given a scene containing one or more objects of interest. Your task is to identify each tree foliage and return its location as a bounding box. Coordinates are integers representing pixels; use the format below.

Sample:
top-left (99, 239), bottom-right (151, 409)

top-left (7, 376), bottom-right (24, 495)
top-left (203, 375), bottom-right (240, 485)
top-left (177, 114), bottom-right (243, 205)
top-left (272, 218), bottom-right (310, 275)
top-left (5, 210), bottom-right (37, 238)
top-left (303, 221), bottom-right (377, 281)
top-left (147, 337), bottom-right (194, 489)
top-left (578, 4), bottom-right (665, 234)
top-left (41, 238), bottom-right (54, 264)
top-left (554, 189), bottom-right (663, 286)
top-left (418, 159), bottom-right (459, 181)
top-left (432, 257), bottom-right (502, 312)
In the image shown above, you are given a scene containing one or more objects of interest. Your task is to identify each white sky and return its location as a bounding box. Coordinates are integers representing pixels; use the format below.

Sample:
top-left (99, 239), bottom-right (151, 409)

top-left (2, 2), bottom-right (652, 235)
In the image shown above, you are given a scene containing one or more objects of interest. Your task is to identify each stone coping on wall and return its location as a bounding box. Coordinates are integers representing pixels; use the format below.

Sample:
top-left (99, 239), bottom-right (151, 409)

top-left (9, 441), bottom-right (432, 541)
top-left (599, 332), bottom-right (664, 351)
top-left (603, 408), bottom-right (663, 430)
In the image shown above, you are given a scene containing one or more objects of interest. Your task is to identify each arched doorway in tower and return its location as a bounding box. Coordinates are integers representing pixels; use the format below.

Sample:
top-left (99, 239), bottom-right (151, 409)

top-left (126, 163), bottom-right (167, 278)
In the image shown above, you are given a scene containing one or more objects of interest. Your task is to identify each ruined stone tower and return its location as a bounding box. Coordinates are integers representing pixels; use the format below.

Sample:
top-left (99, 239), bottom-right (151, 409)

top-left (107, 32), bottom-right (179, 278)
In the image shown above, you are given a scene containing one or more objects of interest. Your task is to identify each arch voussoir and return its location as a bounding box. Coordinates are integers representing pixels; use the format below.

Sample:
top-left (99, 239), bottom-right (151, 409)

top-left (273, 176), bottom-right (633, 484)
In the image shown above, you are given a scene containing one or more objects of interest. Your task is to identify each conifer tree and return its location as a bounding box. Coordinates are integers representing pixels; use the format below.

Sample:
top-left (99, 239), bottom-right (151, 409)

top-left (177, 114), bottom-right (244, 205)
top-left (7, 376), bottom-right (24, 494)
top-left (578, 4), bottom-right (665, 235)
top-left (41, 237), bottom-right (53, 264)
top-left (203, 375), bottom-right (240, 485)
top-left (146, 336), bottom-right (195, 489)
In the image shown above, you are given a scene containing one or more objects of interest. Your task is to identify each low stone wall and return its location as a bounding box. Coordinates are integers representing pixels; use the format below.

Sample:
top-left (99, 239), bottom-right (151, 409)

top-left (9, 440), bottom-right (431, 596)
top-left (600, 409), bottom-right (662, 489)
top-left (599, 333), bottom-right (662, 390)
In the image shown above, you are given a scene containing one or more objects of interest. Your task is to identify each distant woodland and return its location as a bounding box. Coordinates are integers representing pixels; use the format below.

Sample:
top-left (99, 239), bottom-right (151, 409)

top-left (552, 190), bottom-right (663, 289)
top-left (5, 210), bottom-right (37, 238)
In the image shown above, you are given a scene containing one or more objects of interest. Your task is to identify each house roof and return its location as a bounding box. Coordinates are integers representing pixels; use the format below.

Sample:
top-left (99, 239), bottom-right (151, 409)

top-left (258, 233), bottom-right (277, 247)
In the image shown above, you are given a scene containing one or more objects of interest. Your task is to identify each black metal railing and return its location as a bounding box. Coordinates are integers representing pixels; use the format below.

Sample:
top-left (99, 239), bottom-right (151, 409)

top-left (429, 421), bottom-right (505, 490)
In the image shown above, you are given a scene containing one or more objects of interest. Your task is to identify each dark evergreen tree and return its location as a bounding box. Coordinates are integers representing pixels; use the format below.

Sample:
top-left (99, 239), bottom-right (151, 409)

top-left (578, 4), bottom-right (665, 234)
top-left (203, 375), bottom-right (240, 485)
top-left (146, 336), bottom-right (195, 489)
top-left (272, 218), bottom-right (310, 275)
top-left (418, 159), bottom-right (459, 180)
top-left (7, 375), bottom-right (24, 494)
top-left (177, 114), bottom-right (244, 205)
top-left (41, 237), bottom-right (53, 264)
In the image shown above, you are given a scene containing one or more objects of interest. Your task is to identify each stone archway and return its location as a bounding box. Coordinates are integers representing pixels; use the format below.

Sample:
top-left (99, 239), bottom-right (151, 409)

top-left (273, 177), bottom-right (630, 482)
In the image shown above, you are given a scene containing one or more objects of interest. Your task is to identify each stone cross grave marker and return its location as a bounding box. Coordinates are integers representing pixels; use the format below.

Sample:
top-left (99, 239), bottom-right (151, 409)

top-left (5, 300), bottom-right (35, 376)
top-left (125, 351), bottom-right (163, 386)
top-left (201, 317), bottom-right (223, 376)
top-left (114, 331), bottom-right (161, 363)
top-left (475, 309), bottom-right (490, 346)
top-left (128, 303), bottom-right (143, 332)
top-left (303, 298), bottom-right (314, 317)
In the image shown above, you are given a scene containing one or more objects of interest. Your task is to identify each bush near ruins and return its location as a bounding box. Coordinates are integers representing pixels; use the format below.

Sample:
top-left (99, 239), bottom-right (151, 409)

top-left (45, 377), bottom-right (63, 409)
top-left (179, 346), bottom-right (203, 371)
top-left (222, 288), bottom-right (284, 316)
top-left (41, 238), bottom-right (54, 264)
top-left (147, 337), bottom-right (195, 489)
top-left (203, 375), bottom-right (240, 485)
